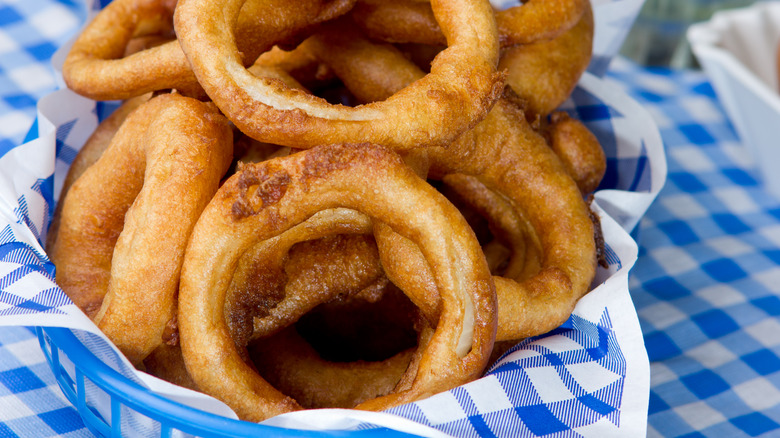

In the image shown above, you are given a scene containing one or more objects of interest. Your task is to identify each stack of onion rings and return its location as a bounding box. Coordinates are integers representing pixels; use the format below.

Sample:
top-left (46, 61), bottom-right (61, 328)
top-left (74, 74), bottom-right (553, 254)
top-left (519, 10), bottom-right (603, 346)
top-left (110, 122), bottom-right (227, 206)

top-left (63, 0), bottom-right (357, 100)
top-left (173, 0), bottom-right (504, 150)
top-left (297, 25), bottom-right (602, 341)
top-left (50, 0), bottom-right (607, 425)
top-left (178, 143), bottom-right (497, 421)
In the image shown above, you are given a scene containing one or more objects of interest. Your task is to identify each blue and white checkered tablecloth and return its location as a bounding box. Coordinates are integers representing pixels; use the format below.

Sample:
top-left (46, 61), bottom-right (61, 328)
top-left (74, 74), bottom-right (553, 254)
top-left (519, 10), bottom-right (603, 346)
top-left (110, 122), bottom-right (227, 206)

top-left (3, 1), bottom-right (780, 437)
top-left (607, 60), bottom-right (780, 436)
top-left (0, 1), bottom-right (90, 437)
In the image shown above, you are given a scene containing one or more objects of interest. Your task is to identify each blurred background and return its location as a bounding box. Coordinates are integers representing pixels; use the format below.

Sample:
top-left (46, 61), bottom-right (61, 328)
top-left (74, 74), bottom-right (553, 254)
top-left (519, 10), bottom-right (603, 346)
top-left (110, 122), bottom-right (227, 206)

top-left (620, 0), bottom-right (770, 68)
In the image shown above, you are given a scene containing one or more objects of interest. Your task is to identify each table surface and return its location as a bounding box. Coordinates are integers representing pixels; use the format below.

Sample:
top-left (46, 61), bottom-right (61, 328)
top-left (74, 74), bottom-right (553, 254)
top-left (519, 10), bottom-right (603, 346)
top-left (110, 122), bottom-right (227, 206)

top-left (3, 1), bottom-right (780, 437)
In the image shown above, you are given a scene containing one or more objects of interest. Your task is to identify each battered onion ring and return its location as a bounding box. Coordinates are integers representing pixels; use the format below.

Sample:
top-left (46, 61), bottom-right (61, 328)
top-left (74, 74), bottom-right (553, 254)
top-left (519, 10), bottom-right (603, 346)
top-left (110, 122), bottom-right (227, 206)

top-left (63, 0), bottom-right (356, 100)
top-left (438, 174), bottom-right (541, 281)
top-left (225, 200), bottom-right (435, 412)
top-left (312, 32), bottom-right (597, 341)
top-left (225, 209), bottom-right (383, 345)
top-left (350, 0), bottom-right (589, 48)
top-left (48, 93), bottom-right (233, 364)
top-left (498, 2), bottom-right (594, 119)
top-left (375, 102), bottom-right (598, 341)
top-left (250, 326), bottom-right (414, 409)
top-left (232, 224), bottom-right (417, 409)
top-left (173, 0), bottom-right (504, 149)
top-left (46, 93), bottom-right (152, 252)
top-left (544, 111), bottom-right (606, 195)
top-left (440, 111), bottom-right (605, 275)
top-left (428, 98), bottom-right (598, 340)
top-left (178, 143), bottom-right (496, 421)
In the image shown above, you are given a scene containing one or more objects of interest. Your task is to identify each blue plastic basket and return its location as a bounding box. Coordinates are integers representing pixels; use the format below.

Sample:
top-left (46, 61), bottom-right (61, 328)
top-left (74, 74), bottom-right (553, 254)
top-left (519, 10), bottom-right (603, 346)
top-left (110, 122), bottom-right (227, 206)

top-left (26, 68), bottom-right (661, 438)
top-left (37, 326), bottom-right (420, 438)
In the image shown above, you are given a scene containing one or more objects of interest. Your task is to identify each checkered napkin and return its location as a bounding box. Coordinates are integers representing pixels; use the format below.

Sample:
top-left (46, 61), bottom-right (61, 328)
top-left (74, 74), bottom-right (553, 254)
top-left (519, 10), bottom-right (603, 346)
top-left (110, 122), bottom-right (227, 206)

top-left (0, 0), bottom-right (657, 437)
top-left (608, 58), bottom-right (780, 437)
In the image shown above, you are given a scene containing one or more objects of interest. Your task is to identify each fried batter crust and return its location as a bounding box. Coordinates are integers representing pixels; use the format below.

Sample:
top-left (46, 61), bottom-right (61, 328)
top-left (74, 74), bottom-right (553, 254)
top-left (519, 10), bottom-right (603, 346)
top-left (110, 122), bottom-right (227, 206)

top-left (48, 93), bottom-right (233, 365)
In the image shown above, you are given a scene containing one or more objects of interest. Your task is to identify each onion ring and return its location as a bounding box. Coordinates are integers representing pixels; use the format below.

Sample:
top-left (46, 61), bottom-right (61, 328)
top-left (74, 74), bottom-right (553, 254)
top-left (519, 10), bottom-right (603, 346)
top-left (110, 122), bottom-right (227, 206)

top-left (498, 2), bottom-right (594, 119)
top-left (373, 101), bottom-right (598, 341)
top-left (48, 93), bottom-right (233, 364)
top-left (250, 326), bottom-right (415, 409)
top-left (46, 93), bottom-right (152, 252)
top-left (543, 111), bottom-right (606, 195)
top-left (228, 220), bottom-right (413, 409)
top-left (427, 97), bottom-right (598, 340)
top-left (228, 208), bottom-right (422, 410)
top-left (350, 0), bottom-right (589, 48)
top-left (437, 174), bottom-right (541, 281)
top-left (63, 0), bottom-right (356, 100)
top-left (225, 210), bottom-right (383, 345)
top-left (173, 0), bottom-right (504, 150)
top-left (309, 31), bottom-right (597, 341)
top-left (239, 230), bottom-right (417, 409)
top-left (430, 99), bottom-right (596, 340)
top-left (178, 143), bottom-right (496, 421)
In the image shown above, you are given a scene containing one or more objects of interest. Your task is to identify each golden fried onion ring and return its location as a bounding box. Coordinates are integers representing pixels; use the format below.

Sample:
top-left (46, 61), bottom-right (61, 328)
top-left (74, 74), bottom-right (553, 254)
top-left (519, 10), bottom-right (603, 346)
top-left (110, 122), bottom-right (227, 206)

top-left (427, 98), bottom-right (598, 340)
top-left (375, 100), bottom-right (599, 341)
top-left (63, 0), bottom-right (356, 100)
top-left (173, 0), bottom-right (504, 150)
top-left (543, 111), bottom-right (606, 195)
top-left (225, 209), bottom-right (382, 345)
top-left (229, 214), bottom-right (417, 409)
top-left (46, 93), bottom-right (152, 251)
top-left (498, 2), bottom-right (594, 119)
top-left (350, 0), bottom-right (589, 48)
top-left (178, 143), bottom-right (496, 421)
top-left (307, 30), bottom-right (597, 341)
top-left (48, 93), bottom-right (233, 364)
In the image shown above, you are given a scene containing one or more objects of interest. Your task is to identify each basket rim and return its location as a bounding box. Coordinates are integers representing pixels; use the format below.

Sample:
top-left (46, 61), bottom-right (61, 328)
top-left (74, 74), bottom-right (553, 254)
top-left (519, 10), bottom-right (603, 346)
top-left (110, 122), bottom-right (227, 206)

top-left (38, 326), bottom-right (420, 438)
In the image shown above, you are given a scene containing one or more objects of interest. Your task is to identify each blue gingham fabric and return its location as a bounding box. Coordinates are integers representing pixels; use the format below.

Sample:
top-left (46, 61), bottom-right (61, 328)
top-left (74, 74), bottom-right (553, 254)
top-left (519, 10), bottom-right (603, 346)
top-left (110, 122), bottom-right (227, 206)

top-left (0, 0), bottom-right (83, 155)
top-left (378, 312), bottom-right (628, 437)
top-left (0, 0), bottom-right (91, 436)
top-left (607, 58), bottom-right (780, 437)
top-left (0, 327), bottom-right (89, 437)
top-left (7, 1), bottom-right (780, 438)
